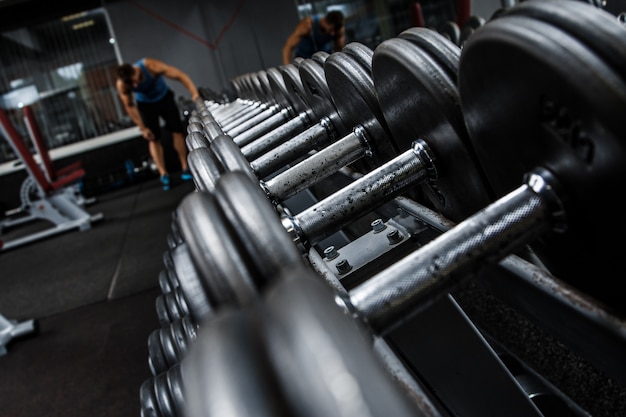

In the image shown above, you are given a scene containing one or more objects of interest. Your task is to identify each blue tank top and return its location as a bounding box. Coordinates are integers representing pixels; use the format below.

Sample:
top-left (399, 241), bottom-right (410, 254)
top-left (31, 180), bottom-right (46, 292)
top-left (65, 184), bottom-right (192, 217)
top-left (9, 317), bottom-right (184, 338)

top-left (294, 16), bottom-right (335, 59)
top-left (132, 59), bottom-right (169, 103)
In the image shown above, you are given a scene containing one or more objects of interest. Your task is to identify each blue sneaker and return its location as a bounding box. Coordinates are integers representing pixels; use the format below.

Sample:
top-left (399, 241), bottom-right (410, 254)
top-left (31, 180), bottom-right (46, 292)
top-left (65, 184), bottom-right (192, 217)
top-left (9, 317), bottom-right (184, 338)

top-left (181, 169), bottom-right (193, 181)
top-left (160, 174), bottom-right (170, 190)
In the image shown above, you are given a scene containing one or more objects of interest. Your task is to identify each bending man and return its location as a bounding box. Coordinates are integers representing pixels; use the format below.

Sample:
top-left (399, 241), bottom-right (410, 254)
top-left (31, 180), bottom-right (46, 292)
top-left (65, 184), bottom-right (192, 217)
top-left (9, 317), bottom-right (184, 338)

top-left (282, 11), bottom-right (345, 64)
top-left (116, 57), bottom-right (198, 190)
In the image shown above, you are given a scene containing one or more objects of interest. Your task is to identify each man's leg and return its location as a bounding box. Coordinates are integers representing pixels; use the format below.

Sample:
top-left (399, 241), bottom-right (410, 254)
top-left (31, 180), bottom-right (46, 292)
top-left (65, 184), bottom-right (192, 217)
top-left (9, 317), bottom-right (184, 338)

top-left (148, 139), bottom-right (170, 190)
top-left (148, 139), bottom-right (167, 176)
top-left (159, 90), bottom-right (192, 180)
top-left (172, 132), bottom-right (189, 172)
top-left (138, 101), bottom-right (170, 189)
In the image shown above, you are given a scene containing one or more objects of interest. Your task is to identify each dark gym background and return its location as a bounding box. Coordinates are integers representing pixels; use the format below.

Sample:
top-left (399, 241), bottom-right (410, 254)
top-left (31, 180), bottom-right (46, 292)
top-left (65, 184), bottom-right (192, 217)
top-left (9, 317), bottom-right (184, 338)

top-left (1, 0), bottom-right (625, 416)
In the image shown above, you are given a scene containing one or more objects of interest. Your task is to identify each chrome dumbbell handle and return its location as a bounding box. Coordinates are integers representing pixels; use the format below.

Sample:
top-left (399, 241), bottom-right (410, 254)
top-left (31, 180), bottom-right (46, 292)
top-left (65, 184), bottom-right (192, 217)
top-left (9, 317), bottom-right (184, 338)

top-left (348, 168), bottom-right (566, 335)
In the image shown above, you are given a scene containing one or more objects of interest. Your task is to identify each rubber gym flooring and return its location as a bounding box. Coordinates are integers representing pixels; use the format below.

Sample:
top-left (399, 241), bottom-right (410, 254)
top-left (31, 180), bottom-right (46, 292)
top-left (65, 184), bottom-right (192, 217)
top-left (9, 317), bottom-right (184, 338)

top-left (0, 175), bottom-right (195, 417)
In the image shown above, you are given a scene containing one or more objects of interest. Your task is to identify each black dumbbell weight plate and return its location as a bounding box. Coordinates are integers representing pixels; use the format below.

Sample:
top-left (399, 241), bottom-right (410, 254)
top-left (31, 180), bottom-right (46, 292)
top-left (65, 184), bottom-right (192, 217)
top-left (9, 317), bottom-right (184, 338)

top-left (230, 76), bottom-right (245, 98)
top-left (397, 27), bottom-right (480, 154)
top-left (253, 71), bottom-right (272, 102)
top-left (459, 15), bottom-right (486, 46)
top-left (165, 364), bottom-right (186, 417)
top-left (170, 243), bottom-right (215, 323)
top-left (298, 58), bottom-right (343, 130)
top-left (139, 378), bottom-right (160, 417)
top-left (280, 64), bottom-right (312, 115)
top-left (311, 50), bottom-right (330, 65)
top-left (341, 40), bottom-right (374, 70)
top-left (399, 27), bottom-right (460, 81)
top-left (251, 71), bottom-right (267, 99)
top-left (154, 372), bottom-right (177, 417)
top-left (176, 191), bottom-right (259, 308)
top-left (158, 325), bottom-right (179, 371)
top-left (325, 42), bottom-right (399, 166)
top-left (214, 171), bottom-right (309, 290)
top-left (262, 271), bottom-right (419, 417)
top-left (373, 34), bottom-right (494, 222)
top-left (210, 134), bottom-right (257, 181)
top-left (260, 69), bottom-right (291, 109)
top-left (182, 306), bottom-right (288, 417)
top-left (459, 15), bottom-right (626, 311)
top-left (500, 0), bottom-right (626, 84)
top-left (240, 73), bottom-right (258, 101)
top-left (147, 329), bottom-right (169, 377)
top-left (256, 70), bottom-right (279, 105)
top-left (438, 21), bottom-right (461, 46)
top-left (266, 66), bottom-right (300, 114)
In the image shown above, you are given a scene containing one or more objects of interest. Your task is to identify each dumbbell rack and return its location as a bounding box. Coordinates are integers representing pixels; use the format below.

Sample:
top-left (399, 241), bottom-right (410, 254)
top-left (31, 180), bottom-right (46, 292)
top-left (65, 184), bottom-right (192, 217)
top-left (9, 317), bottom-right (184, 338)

top-left (300, 171), bottom-right (623, 416)
top-left (147, 164), bottom-right (624, 416)
top-left (139, 4), bottom-right (626, 415)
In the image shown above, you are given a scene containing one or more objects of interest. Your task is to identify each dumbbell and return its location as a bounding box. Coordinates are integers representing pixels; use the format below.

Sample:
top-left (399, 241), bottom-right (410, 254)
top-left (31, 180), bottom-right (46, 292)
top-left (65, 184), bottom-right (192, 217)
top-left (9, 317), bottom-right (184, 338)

top-left (202, 60), bottom-right (328, 146)
top-left (201, 94), bottom-right (268, 127)
top-left (232, 66), bottom-right (320, 147)
top-left (154, 240), bottom-right (216, 326)
top-left (203, 51), bottom-right (333, 151)
top-left (179, 0), bottom-right (623, 374)
top-left (173, 4), bottom-right (625, 411)
top-left (201, 0), bottom-right (626, 318)
top-left (149, 165), bottom-right (555, 417)
top-left (235, 61), bottom-right (330, 157)
top-left (190, 37), bottom-right (488, 221)
top-left (188, 65), bottom-right (342, 180)
top-left (459, 15), bottom-right (486, 47)
top-left (198, 30), bottom-right (492, 220)
top-left (206, 70), bottom-right (286, 120)
top-left (234, 49), bottom-right (368, 161)
top-left (147, 315), bottom-right (199, 377)
top-left (438, 20), bottom-right (461, 46)
top-left (454, 0), bottom-right (626, 311)
top-left (193, 98), bottom-right (285, 151)
top-left (191, 45), bottom-right (387, 174)
top-left (183, 60), bottom-right (332, 179)
top-left (190, 46), bottom-right (399, 199)
top-left (180, 268), bottom-right (434, 417)
top-left (142, 3), bottom-right (625, 415)
top-left (213, 69), bottom-right (311, 142)
top-left (139, 29), bottom-right (491, 416)
top-left (141, 3), bottom-right (624, 412)
top-left (159, 24), bottom-right (517, 348)
top-left (170, 28), bottom-right (495, 328)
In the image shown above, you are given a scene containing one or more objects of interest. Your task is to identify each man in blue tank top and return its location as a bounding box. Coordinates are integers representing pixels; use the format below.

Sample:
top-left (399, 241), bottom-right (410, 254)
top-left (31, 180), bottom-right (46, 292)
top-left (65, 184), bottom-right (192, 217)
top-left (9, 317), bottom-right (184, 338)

top-left (116, 58), bottom-right (199, 190)
top-left (282, 11), bottom-right (345, 64)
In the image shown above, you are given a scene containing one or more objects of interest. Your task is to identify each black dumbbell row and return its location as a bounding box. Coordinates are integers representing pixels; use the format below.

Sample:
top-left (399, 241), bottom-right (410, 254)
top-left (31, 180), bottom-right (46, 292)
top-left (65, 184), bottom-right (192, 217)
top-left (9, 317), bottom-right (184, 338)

top-left (141, 2), bottom-right (626, 417)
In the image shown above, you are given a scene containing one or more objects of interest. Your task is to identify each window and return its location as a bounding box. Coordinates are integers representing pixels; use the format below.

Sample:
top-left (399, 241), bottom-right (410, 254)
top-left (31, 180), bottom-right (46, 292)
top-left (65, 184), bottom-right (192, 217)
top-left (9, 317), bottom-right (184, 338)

top-left (0, 7), bottom-right (127, 164)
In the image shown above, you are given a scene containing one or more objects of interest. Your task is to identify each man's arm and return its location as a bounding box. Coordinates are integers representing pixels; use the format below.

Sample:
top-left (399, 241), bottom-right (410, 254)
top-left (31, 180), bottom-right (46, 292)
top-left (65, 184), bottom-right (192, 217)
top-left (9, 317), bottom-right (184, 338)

top-left (145, 57), bottom-right (199, 101)
top-left (115, 79), bottom-right (154, 140)
top-left (334, 26), bottom-right (346, 52)
top-left (282, 17), bottom-right (312, 64)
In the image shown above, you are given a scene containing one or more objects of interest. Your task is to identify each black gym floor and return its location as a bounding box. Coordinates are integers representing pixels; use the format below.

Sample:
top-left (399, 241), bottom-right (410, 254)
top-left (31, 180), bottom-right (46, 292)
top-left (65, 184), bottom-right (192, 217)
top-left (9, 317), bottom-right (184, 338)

top-left (0, 176), bottom-right (195, 417)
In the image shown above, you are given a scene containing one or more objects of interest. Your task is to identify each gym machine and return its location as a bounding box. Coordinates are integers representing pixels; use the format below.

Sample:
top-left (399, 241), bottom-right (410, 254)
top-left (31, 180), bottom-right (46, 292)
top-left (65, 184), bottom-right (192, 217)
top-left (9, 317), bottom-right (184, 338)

top-left (139, 2), bottom-right (626, 416)
top-left (0, 313), bottom-right (37, 356)
top-left (0, 106), bottom-right (103, 252)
